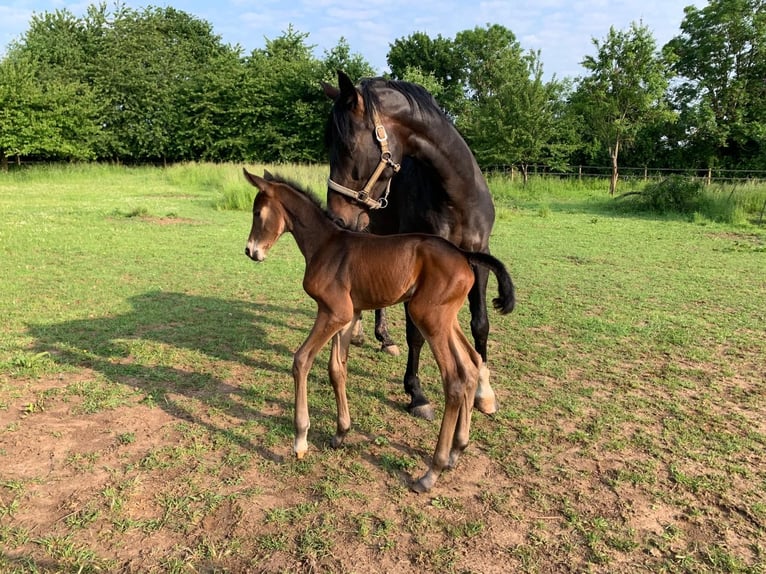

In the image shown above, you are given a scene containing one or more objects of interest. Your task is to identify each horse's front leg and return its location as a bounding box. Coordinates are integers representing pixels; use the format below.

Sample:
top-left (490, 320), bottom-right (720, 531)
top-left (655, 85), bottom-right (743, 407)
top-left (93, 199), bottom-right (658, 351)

top-left (467, 265), bottom-right (497, 414)
top-left (403, 303), bottom-right (434, 421)
top-left (328, 313), bottom-right (359, 449)
top-left (292, 311), bottom-right (347, 458)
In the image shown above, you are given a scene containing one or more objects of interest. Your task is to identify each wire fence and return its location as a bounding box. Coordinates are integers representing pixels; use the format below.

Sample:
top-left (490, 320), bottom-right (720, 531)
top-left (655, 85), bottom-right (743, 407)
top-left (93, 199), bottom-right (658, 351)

top-left (485, 164), bottom-right (766, 185)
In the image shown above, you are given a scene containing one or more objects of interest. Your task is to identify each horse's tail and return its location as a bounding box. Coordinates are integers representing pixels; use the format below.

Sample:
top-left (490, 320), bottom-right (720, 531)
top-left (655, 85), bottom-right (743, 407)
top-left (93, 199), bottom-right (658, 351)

top-left (465, 251), bottom-right (516, 314)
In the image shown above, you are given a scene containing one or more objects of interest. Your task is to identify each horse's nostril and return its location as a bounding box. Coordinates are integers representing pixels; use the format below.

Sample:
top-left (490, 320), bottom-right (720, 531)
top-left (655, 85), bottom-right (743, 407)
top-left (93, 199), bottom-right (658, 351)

top-left (244, 247), bottom-right (251, 257)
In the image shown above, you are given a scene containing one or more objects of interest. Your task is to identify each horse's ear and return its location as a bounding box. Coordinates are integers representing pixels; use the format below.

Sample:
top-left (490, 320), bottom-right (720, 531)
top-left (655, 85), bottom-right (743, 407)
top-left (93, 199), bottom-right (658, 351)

top-left (263, 169), bottom-right (274, 181)
top-left (242, 167), bottom-right (270, 193)
top-left (321, 80), bottom-right (339, 100)
top-left (336, 70), bottom-right (363, 114)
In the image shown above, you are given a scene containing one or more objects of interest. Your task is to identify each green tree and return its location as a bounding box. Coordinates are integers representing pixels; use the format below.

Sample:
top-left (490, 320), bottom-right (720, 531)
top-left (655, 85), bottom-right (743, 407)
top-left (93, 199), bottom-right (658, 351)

top-left (242, 26), bottom-right (328, 163)
top-left (321, 37), bottom-right (376, 83)
top-left (458, 47), bottom-right (573, 180)
top-left (92, 6), bottom-right (228, 163)
top-left (387, 31), bottom-right (465, 114)
top-left (664, 0), bottom-right (766, 170)
top-left (0, 52), bottom-right (98, 168)
top-left (178, 46), bottom-right (251, 161)
top-left (573, 22), bottom-right (671, 194)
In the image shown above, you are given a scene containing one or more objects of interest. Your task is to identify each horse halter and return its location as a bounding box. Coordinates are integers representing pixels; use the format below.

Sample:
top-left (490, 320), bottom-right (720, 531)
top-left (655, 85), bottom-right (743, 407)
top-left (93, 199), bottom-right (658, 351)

top-left (327, 109), bottom-right (401, 210)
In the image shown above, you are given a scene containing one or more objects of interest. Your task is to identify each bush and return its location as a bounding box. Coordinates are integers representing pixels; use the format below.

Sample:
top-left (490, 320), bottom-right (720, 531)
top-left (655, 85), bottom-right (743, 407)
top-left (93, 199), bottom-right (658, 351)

top-left (642, 176), bottom-right (704, 214)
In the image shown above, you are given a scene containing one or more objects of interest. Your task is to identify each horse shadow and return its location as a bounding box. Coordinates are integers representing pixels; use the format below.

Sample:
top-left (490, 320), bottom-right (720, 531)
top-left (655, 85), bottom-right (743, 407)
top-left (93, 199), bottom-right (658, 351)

top-left (26, 290), bottom-right (403, 465)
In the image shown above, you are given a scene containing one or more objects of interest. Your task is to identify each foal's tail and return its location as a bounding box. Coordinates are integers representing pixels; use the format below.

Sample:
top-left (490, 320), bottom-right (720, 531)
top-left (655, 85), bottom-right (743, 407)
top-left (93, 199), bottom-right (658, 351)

top-left (466, 252), bottom-right (516, 314)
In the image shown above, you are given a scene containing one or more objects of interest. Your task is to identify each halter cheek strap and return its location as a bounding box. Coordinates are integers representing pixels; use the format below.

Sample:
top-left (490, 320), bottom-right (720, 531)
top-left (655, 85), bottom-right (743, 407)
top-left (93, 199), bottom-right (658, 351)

top-left (327, 109), bottom-right (401, 210)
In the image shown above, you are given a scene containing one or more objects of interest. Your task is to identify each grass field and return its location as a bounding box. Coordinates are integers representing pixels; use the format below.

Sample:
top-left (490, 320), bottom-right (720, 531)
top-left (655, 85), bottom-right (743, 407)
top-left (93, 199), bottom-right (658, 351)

top-left (1, 163), bottom-right (764, 573)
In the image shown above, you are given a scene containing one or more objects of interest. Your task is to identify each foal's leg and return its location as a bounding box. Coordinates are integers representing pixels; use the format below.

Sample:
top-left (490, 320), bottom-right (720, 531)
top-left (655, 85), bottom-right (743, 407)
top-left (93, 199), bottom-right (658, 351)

top-left (402, 303), bottom-right (434, 421)
top-left (328, 313), bottom-right (360, 449)
top-left (448, 323), bottom-right (482, 469)
top-left (467, 265), bottom-right (497, 414)
top-left (411, 329), bottom-right (464, 493)
top-left (292, 310), bottom-right (348, 458)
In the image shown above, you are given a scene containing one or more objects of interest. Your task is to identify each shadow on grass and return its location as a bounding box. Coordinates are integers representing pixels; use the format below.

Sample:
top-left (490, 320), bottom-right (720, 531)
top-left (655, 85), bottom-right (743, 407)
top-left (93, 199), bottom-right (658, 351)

top-left (26, 290), bottom-right (409, 466)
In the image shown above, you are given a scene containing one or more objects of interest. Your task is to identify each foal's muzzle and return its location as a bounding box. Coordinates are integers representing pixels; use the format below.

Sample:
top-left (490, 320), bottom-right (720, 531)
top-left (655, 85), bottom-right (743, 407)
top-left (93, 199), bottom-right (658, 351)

top-left (244, 246), bottom-right (265, 262)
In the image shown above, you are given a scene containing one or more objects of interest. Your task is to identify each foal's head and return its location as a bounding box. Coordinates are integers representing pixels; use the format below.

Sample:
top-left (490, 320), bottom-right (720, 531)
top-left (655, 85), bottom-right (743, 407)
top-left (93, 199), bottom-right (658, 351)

top-left (243, 169), bottom-right (287, 262)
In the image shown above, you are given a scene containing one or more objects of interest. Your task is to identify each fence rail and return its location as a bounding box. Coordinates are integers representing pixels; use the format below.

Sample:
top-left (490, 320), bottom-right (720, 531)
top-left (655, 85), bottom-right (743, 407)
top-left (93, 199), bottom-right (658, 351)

top-left (485, 164), bottom-right (766, 185)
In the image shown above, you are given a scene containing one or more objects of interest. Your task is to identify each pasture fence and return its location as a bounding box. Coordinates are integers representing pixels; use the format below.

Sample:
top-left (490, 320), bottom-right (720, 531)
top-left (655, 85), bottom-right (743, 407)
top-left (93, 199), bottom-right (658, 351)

top-left (485, 164), bottom-right (766, 186)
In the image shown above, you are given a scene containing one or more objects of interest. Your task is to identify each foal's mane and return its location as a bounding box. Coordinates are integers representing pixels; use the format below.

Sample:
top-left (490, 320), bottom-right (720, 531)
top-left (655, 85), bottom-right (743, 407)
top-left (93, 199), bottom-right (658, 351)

top-left (267, 173), bottom-right (340, 226)
top-left (325, 77), bottom-right (448, 154)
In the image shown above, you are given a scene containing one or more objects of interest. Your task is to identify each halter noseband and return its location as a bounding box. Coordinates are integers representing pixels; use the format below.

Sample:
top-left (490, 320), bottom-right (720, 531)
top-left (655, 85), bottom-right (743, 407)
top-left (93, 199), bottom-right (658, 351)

top-left (327, 109), bottom-right (401, 210)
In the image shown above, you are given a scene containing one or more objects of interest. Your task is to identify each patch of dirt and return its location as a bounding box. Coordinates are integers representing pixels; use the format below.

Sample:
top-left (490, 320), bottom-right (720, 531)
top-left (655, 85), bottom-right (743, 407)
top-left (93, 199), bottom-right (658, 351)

top-left (1, 345), bottom-right (764, 573)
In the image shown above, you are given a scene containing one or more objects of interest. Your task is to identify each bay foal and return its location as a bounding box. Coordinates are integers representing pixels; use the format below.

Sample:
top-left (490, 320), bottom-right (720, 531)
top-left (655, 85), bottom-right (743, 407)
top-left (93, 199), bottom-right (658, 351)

top-left (243, 169), bottom-right (515, 492)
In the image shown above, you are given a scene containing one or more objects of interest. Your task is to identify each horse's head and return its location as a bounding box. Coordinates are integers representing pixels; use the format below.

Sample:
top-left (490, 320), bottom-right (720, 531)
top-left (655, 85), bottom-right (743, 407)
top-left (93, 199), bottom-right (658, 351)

top-left (243, 169), bottom-right (287, 262)
top-left (323, 71), bottom-right (403, 231)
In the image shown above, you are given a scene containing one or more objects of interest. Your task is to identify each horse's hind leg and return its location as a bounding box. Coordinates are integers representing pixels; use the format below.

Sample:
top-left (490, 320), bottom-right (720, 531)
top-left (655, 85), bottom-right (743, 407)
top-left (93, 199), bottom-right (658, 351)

top-left (402, 303), bottom-right (435, 421)
top-left (374, 308), bottom-right (400, 355)
top-left (328, 312), bottom-right (359, 449)
top-left (468, 266), bottom-right (497, 414)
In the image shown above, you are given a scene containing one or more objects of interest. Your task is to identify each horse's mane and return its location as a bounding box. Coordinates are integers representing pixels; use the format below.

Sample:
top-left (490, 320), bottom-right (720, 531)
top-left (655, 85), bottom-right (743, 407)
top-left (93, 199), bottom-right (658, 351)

top-left (266, 173), bottom-right (342, 227)
top-left (325, 77), bottom-right (447, 154)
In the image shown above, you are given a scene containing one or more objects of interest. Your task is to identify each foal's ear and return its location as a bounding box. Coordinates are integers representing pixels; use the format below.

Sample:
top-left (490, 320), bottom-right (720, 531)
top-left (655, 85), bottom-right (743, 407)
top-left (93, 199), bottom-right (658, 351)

top-left (242, 167), bottom-right (270, 194)
top-left (263, 169), bottom-right (274, 181)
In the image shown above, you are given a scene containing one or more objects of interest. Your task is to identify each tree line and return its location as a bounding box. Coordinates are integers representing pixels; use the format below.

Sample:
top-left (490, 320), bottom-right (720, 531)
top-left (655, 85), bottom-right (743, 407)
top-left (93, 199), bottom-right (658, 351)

top-left (1, 0), bottom-right (764, 192)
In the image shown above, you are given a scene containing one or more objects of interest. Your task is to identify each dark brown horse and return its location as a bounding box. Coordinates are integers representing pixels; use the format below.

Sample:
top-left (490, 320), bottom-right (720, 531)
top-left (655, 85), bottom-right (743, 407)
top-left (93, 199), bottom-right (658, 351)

top-left (323, 71), bottom-right (498, 421)
top-left (242, 168), bottom-right (514, 492)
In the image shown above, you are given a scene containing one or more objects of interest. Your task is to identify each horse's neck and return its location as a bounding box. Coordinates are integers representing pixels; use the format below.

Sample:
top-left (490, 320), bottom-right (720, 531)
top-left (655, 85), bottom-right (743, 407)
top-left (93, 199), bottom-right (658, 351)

top-left (407, 119), bottom-right (488, 195)
top-left (284, 199), bottom-right (336, 262)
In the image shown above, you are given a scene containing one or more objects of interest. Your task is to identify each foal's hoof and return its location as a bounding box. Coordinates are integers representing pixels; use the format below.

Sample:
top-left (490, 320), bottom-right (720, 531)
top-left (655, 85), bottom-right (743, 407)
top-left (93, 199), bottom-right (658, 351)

top-left (351, 335), bottom-right (365, 347)
top-left (380, 344), bottom-right (400, 356)
top-left (474, 395), bottom-right (498, 415)
top-left (408, 402), bottom-right (435, 421)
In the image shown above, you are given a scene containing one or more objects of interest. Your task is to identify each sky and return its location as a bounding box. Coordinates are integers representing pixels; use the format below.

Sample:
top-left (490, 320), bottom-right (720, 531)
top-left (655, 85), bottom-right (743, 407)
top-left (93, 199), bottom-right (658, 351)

top-left (0, 0), bottom-right (703, 80)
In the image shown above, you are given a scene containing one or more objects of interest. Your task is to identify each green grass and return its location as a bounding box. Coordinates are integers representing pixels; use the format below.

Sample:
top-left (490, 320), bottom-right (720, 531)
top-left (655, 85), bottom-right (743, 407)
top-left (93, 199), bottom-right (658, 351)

top-left (0, 163), bottom-right (764, 573)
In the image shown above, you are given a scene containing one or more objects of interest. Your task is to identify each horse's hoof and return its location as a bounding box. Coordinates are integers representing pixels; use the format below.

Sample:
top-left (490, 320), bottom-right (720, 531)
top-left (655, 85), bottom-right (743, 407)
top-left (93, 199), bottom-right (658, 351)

top-left (409, 403), bottom-right (435, 421)
top-left (411, 471), bottom-right (437, 493)
top-left (351, 336), bottom-right (365, 347)
top-left (381, 344), bottom-right (400, 356)
top-left (295, 450), bottom-right (306, 460)
top-left (330, 434), bottom-right (346, 449)
top-left (474, 395), bottom-right (498, 415)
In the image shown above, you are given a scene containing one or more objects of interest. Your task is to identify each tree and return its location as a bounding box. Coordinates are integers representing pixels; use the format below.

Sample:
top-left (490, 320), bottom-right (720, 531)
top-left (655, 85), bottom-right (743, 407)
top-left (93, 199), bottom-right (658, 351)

top-left (574, 22), bottom-right (671, 194)
top-left (458, 47), bottom-right (573, 181)
top-left (321, 37), bottom-right (376, 83)
top-left (0, 52), bottom-right (98, 168)
top-left (92, 6), bottom-right (229, 163)
top-left (664, 0), bottom-right (766, 170)
top-left (242, 26), bottom-right (328, 162)
top-left (387, 31), bottom-right (465, 115)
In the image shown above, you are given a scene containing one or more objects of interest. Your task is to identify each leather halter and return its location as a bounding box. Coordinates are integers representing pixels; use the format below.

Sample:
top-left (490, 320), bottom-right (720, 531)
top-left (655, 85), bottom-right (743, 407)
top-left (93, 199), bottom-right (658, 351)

top-left (327, 109), bottom-right (401, 210)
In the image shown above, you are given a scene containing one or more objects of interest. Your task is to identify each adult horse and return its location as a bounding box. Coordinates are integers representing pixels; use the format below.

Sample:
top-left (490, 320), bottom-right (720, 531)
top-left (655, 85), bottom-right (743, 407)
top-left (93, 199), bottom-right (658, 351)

top-left (322, 71), bottom-right (498, 421)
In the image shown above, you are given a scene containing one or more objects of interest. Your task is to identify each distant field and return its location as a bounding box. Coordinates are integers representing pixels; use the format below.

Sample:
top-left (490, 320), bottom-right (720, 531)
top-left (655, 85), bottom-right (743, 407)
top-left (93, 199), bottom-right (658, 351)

top-left (1, 163), bottom-right (764, 573)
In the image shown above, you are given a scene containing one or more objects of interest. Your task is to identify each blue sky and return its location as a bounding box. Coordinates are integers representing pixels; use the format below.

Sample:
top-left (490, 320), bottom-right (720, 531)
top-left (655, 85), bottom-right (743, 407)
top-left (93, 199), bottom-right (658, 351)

top-left (0, 0), bottom-right (702, 80)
